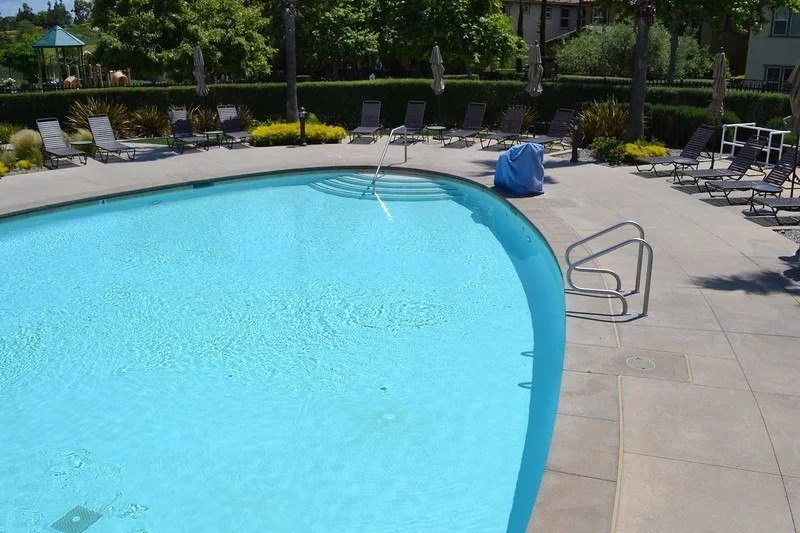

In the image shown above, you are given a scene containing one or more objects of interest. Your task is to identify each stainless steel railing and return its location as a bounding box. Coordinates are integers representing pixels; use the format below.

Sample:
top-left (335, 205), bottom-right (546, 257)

top-left (371, 126), bottom-right (408, 188)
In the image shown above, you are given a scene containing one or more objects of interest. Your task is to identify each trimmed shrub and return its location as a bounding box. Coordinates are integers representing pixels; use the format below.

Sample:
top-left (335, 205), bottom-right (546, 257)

top-left (623, 140), bottom-right (667, 163)
top-left (0, 122), bottom-right (22, 143)
top-left (0, 80), bottom-right (788, 145)
top-left (645, 104), bottom-right (740, 148)
top-left (250, 122), bottom-right (346, 146)
top-left (590, 136), bottom-right (626, 165)
top-left (579, 97), bottom-right (628, 146)
top-left (10, 129), bottom-right (43, 167)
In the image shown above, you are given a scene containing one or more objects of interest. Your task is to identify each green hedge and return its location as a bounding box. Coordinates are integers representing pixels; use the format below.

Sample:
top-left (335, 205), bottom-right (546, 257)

top-left (645, 104), bottom-right (741, 148)
top-left (0, 80), bottom-right (789, 145)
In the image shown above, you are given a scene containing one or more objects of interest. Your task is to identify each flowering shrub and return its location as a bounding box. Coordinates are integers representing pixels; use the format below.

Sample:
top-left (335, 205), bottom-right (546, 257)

top-left (0, 161), bottom-right (8, 177)
top-left (623, 140), bottom-right (668, 161)
top-left (16, 159), bottom-right (32, 171)
top-left (250, 122), bottom-right (346, 147)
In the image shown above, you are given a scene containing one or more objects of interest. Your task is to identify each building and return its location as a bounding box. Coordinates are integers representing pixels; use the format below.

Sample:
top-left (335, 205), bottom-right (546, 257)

top-left (744, 6), bottom-right (800, 85)
top-left (501, 0), bottom-right (600, 48)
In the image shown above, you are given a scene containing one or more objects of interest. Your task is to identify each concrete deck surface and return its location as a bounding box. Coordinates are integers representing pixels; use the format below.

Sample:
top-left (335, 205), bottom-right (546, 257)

top-left (0, 139), bottom-right (798, 532)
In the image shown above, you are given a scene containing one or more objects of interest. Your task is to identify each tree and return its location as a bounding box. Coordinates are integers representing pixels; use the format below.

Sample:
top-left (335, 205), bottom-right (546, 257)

top-left (626, 0), bottom-right (655, 140)
top-left (539, 0), bottom-right (547, 57)
top-left (0, 34), bottom-right (39, 83)
top-left (43, 0), bottom-right (73, 27)
top-left (73, 0), bottom-right (93, 24)
top-left (15, 3), bottom-right (37, 25)
top-left (285, 0), bottom-right (298, 122)
top-left (94, 0), bottom-right (274, 81)
top-left (515, 0), bottom-right (524, 72)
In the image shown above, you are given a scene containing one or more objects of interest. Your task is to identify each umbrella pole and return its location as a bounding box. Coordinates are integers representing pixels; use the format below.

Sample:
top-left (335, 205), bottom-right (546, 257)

top-left (792, 134), bottom-right (799, 198)
top-left (437, 94), bottom-right (442, 125)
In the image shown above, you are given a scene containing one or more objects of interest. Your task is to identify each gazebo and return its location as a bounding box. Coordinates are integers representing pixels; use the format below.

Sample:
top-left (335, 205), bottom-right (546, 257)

top-left (32, 25), bottom-right (86, 88)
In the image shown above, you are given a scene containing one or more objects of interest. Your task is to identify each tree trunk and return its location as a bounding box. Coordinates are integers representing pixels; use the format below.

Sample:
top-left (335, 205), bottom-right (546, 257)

top-left (515, 0), bottom-right (525, 72)
top-left (284, 0), bottom-right (299, 122)
top-left (539, 0), bottom-right (547, 58)
top-left (666, 24), bottom-right (679, 84)
top-left (626, 0), bottom-right (655, 141)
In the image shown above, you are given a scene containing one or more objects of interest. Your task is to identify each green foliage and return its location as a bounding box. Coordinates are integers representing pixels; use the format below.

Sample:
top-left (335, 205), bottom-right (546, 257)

top-left (590, 136), bottom-right (626, 165)
top-left (66, 97), bottom-right (132, 137)
top-left (0, 148), bottom-right (17, 169)
top-left (15, 159), bottom-right (33, 171)
top-left (557, 23), bottom-right (713, 79)
top-left (130, 105), bottom-right (170, 138)
top-left (645, 104), bottom-right (740, 147)
top-left (0, 122), bottom-right (22, 143)
top-left (0, 160), bottom-right (8, 177)
top-left (189, 106), bottom-right (220, 132)
top-left (73, 0), bottom-right (93, 24)
top-left (0, 80), bottom-right (785, 148)
top-left (94, 0), bottom-right (275, 81)
top-left (579, 97), bottom-right (629, 146)
top-left (69, 128), bottom-right (94, 143)
top-left (0, 33), bottom-right (39, 83)
top-left (10, 128), bottom-right (43, 167)
top-left (250, 122), bottom-right (346, 147)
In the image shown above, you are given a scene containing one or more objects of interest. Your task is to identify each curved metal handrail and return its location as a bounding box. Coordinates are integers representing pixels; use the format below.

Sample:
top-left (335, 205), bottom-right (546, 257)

top-left (565, 220), bottom-right (645, 292)
top-left (566, 237), bottom-right (654, 316)
top-left (371, 125), bottom-right (408, 188)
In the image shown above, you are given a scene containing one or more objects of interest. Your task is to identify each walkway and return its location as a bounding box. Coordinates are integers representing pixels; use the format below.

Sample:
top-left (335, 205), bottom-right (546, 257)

top-left (1, 139), bottom-right (798, 532)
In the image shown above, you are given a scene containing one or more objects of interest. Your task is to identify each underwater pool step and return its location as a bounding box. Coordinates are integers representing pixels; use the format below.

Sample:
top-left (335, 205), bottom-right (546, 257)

top-left (309, 174), bottom-right (462, 201)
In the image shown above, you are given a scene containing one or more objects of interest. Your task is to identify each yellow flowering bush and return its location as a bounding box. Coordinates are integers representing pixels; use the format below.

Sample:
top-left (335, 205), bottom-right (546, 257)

top-left (623, 141), bottom-right (668, 161)
top-left (0, 161), bottom-right (8, 177)
top-left (250, 122), bottom-right (346, 147)
top-left (16, 159), bottom-right (32, 171)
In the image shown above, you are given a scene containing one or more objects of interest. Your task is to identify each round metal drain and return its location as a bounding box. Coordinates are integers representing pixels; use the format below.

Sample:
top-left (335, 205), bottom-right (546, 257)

top-left (626, 356), bottom-right (656, 371)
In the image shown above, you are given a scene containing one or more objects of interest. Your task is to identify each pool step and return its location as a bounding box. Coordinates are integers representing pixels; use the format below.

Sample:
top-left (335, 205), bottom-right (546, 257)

top-left (309, 173), bottom-right (462, 201)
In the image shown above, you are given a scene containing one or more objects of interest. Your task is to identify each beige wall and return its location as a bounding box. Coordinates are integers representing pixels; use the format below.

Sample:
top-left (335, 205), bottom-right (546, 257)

top-left (504, 2), bottom-right (588, 47)
top-left (745, 12), bottom-right (800, 80)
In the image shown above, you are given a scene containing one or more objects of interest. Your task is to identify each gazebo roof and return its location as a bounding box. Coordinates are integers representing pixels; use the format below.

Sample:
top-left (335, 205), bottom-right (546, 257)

top-left (33, 26), bottom-right (85, 48)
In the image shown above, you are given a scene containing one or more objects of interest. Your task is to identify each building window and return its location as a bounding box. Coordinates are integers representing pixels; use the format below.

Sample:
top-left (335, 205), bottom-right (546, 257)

top-left (765, 65), bottom-right (794, 82)
top-left (523, 4), bottom-right (530, 14)
top-left (771, 7), bottom-right (800, 36)
top-left (592, 8), bottom-right (606, 24)
top-left (545, 7), bottom-right (551, 19)
top-left (560, 8), bottom-right (570, 28)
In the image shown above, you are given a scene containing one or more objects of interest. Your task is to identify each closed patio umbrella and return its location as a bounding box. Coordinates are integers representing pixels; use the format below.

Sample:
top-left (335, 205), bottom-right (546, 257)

top-left (525, 42), bottom-right (544, 97)
top-left (786, 60), bottom-right (800, 196)
top-left (430, 44), bottom-right (445, 124)
top-left (708, 50), bottom-right (726, 168)
top-left (193, 45), bottom-right (209, 97)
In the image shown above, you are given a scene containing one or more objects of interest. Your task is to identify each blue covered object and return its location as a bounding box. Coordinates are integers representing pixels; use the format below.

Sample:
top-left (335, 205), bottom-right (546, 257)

top-left (494, 142), bottom-right (545, 196)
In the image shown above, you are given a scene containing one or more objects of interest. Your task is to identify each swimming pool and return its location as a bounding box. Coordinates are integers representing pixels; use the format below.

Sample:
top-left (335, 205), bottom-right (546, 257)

top-left (0, 170), bottom-right (565, 532)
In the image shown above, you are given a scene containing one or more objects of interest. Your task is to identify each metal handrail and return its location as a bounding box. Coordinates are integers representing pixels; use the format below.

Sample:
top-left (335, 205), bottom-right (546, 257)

top-left (371, 126), bottom-right (408, 188)
top-left (565, 221), bottom-right (654, 316)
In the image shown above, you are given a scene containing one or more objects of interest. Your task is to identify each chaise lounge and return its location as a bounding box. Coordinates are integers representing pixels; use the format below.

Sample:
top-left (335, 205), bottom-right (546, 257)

top-left (217, 105), bottom-right (252, 148)
top-left (391, 101), bottom-right (427, 143)
top-left (36, 118), bottom-right (88, 169)
top-left (442, 102), bottom-right (487, 146)
top-left (675, 135), bottom-right (767, 189)
top-left (635, 124), bottom-right (714, 178)
top-left (480, 105), bottom-right (527, 149)
top-left (516, 108), bottom-right (575, 151)
top-left (88, 114), bottom-right (136, 163)
top-left (167, 108), bottom-right (208, 154)
top-left (349, 101), bottom-right (382, 143)
top-left (708, 147), bottom-right (797, 204)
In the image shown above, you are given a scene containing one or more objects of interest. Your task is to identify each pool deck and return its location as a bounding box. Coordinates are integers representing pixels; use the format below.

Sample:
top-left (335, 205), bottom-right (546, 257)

top-left (1, 140), bottom-right (799, 532)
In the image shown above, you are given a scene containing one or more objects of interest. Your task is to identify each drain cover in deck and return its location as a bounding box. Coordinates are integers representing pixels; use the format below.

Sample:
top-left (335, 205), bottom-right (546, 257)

top-left (626, 356), bottom-right (656, 371)
top-left (51, 505), bottom-right (101, 533)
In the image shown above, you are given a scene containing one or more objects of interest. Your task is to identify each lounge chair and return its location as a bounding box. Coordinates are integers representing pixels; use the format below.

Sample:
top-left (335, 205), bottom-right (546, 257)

top-left (750, 196), bottom-right (800, 224)
top-left (36, 118), bottom-right (88, 169)
top-left (167, 108), bottom-right (208, 154)
top-left (708, 147), bottom-right (797, 205)
top-left (349, 101), bottom-right (382, 143)
top-left (217, 105), bottom-right (252, 148)
top-left (635, 124), bottom-right (714, 178)
top-left (391, 101), bottom-right (426, 143)
top-left (88, 114), bottom-right (136, 163)
top-left (442, 102), bottom-right (487, 146)
top-left (480, 105), bottom-right (526, 149)
top-left (675, 135), bottom-right (767, 189)
top-left (516, 108), bottom-right (575, 150)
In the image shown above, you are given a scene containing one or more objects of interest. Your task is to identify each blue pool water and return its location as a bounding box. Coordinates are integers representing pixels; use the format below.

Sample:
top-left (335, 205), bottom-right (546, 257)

top-left (0, 171), bottom-right (565, 532)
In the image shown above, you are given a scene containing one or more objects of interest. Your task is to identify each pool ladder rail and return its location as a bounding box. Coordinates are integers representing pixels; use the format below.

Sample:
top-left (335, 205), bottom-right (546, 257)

top-left (565, 220), bottom-right (653, 318)
top-left (371, 126), bottom-right (408, 189)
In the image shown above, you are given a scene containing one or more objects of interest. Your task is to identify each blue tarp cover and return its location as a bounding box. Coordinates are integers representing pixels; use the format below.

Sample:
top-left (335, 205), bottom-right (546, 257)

top-left (494, 142), bottom-right (544, 196)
